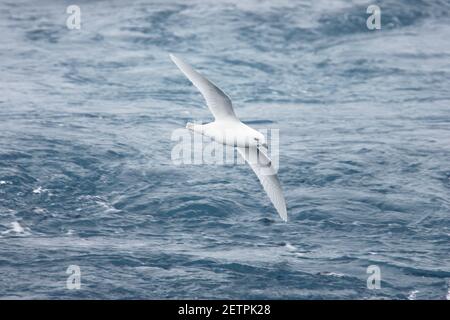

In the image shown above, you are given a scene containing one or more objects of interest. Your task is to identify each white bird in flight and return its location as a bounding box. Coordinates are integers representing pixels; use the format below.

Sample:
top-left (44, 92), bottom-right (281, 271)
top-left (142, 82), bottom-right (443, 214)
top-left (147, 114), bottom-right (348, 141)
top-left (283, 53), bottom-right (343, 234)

top-left (170, 54), bottom-right (287, 221)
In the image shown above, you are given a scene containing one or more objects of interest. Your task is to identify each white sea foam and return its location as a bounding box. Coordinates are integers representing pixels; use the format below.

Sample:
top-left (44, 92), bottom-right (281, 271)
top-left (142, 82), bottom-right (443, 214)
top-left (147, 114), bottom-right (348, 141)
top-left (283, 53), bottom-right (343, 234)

top-left (447, 283), bottom-right (450, 300)
top-left (11, 221), bottom-right (24, 233)
top-left (285, 242), bottom-right (296, 251)
top-left (319, 272), bottom-right (345, 278)
top-left (1, 221), bottom-right (26, 235)
top-left (408, 290), bottom-right (419, 300)
top-left (33, 186), bottom-right (49, 194)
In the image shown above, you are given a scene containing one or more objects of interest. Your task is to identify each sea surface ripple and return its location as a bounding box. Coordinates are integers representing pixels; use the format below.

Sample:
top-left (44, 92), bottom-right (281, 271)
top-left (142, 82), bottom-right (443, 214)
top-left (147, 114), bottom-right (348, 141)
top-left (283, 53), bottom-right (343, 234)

top-left (0, 0), bottom-right (449, 299)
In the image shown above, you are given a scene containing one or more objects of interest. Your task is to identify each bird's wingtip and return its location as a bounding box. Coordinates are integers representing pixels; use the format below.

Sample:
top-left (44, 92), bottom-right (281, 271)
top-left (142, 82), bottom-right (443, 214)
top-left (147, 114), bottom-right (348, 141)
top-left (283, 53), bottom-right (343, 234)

top-left (280, 207), bottom-right (288, 222)
top-left (169, 53), bottom-right (180, 64)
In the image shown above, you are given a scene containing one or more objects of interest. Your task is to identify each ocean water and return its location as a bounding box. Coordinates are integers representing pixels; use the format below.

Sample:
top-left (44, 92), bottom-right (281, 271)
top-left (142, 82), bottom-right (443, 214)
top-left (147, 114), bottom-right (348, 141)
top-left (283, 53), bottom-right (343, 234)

top-left (0, 0), bottom-right (450, 299)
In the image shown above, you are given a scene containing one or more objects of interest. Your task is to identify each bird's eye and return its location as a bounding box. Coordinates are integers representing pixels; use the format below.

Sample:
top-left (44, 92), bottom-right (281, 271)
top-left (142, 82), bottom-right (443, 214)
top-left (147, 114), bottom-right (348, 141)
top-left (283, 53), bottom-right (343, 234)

top-left (254, 137), bottom-right (259, 141)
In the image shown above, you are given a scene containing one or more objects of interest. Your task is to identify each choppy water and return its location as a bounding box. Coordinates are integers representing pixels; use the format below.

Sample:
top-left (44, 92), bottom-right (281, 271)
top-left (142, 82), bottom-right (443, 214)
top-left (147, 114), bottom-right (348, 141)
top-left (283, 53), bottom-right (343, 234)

top-left (1, 0), bottom-right (450, 299)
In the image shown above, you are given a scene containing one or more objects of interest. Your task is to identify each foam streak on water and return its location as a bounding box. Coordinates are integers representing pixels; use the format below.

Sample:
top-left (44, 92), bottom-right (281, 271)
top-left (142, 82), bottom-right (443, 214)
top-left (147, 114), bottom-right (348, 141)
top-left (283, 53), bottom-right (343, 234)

top-left (0, 0), bottom-right (449, 299)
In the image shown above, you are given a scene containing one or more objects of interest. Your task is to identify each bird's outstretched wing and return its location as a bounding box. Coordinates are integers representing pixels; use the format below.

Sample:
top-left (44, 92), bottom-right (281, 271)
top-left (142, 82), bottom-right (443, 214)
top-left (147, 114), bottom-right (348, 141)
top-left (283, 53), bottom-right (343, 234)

top-left (237, 146), bottom-right (287, 221)
top-left (170, 54), bottom-right (238, 121)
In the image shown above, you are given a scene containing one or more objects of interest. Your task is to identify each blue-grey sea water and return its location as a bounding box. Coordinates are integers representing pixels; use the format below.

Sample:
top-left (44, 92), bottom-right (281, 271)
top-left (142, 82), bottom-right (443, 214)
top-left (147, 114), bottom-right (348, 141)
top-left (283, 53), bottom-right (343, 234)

top-left (1, 0), bottom-right (450, 299)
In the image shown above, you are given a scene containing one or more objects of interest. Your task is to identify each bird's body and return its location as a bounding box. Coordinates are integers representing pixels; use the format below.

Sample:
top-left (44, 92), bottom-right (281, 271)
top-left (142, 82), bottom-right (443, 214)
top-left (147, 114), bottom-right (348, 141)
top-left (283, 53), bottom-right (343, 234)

top-left (170, 54), bottom-right (288, 221)
top-left (186, 119), bottom-right (265, 148)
